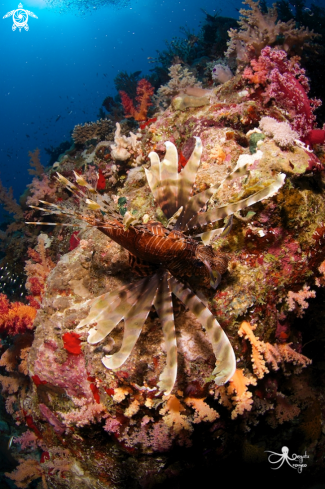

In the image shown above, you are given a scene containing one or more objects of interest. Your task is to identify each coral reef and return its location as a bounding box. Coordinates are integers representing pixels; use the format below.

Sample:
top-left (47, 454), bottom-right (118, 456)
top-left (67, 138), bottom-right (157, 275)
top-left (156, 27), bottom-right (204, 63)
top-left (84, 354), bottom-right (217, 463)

top-left (1, 3), bottom-right (325, 487)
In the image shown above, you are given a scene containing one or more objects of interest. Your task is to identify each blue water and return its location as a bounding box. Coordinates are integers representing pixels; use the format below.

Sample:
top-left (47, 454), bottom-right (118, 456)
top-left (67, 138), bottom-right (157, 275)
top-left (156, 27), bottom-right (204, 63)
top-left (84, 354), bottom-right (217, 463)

top-left (0, 0), bottom-right (321, 204)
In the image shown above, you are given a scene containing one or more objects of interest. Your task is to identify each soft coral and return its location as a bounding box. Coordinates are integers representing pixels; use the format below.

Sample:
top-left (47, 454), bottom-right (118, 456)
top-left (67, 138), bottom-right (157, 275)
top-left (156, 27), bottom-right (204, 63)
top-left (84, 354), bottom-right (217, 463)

top-left (0, 294), bottom-right (37, 336)
top-left (243, 46), bottom-right (321, 136)
top-left (120, 79), bottom-right (154, 121)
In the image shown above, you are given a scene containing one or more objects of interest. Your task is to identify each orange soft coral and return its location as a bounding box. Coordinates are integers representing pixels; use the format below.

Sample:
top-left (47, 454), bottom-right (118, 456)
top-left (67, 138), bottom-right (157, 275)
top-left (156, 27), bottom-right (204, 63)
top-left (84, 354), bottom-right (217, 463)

top-left (226, 368), bottom-right (257, 419)
top-left (238, 321), bottom-right (269, 378)
top-left (0, 294), bottom-right (37, 336)
top-left (120, 79), bottom-right (154, 121)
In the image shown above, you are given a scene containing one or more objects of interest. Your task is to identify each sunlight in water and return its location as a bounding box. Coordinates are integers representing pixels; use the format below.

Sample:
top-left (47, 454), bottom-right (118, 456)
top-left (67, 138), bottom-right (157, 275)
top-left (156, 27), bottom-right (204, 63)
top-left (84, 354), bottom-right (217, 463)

top-left (25, 0), bottom-right (48, 8)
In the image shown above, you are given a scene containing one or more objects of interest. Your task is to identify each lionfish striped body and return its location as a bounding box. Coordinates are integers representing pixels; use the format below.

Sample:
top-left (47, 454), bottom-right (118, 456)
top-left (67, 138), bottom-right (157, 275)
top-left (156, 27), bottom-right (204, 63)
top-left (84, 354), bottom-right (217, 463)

top-left (28, 138), bottom-right (285, 395)
top-left (98, 220), bottom-right (228, 289)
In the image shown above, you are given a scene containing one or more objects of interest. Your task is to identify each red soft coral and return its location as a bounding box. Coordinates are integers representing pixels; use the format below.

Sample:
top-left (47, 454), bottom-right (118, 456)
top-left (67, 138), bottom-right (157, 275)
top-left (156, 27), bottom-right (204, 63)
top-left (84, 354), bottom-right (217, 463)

top-left (243, 46), bottom-right (321, 136)
top-left (120, 78), bottom-right (154, 121)
top-left (0, 294), bottom-right (37, 336)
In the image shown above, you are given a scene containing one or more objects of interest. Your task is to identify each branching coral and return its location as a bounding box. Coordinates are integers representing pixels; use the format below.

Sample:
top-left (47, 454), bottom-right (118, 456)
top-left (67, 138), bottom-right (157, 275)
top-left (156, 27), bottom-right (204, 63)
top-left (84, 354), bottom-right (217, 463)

top-left (286, 285), bottom-right (316, 318)
top-left (159, 395), bottom-right (192, 433)
top-left (28, 148), bottom-right (45, 177)
top-left (224, 368), bottom-right (257, 419)
top-left (238, 321), bottom-right (269, 378)
top-left (226, 0), bottom-right (319, 59)
top-left (120, 78), bottom-right (154, 121)
top-left (5, 458), bottom-right (45, 489)
top-left (185, 397), bottom-right (219, 423)
top-left (238, 321), bottom-right (312, 377)
top-left (0, 177), bottom-right (24, 220)
top-left (154, 63), bottom-right (202, 108)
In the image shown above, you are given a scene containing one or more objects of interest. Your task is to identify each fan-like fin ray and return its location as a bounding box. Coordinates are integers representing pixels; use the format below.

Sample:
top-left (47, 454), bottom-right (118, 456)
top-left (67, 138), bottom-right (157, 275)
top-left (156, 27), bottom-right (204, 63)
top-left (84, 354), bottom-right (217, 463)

top-left (177, 137), bottom-right (202, 210)
top-left (195, 215), bottom-right (233, 245)
top-left (102, 273), bottom-right (160, 369)
top-left (78, 277), bottom-right (155, 344)
top-left (175, 164), bottom-right (250, 231)
top-left (154, 272), bottom-right (177, 396)
top-left (169, 276), bottom-right (236, 385)
top-left (158, 142), bottom-right (179, 218)
top-left (145, 152), bottom-right (160, 203)
top-left (145, 142), bottom-right (179, 219)
top-left (186, 173), bottom-right (286, 231)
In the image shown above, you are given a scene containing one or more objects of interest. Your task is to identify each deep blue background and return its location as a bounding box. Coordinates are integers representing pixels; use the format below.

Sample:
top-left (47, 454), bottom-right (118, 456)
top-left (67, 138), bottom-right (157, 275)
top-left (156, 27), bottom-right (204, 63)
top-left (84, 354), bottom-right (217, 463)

top-left (0, 0), bottom-right (321, 203)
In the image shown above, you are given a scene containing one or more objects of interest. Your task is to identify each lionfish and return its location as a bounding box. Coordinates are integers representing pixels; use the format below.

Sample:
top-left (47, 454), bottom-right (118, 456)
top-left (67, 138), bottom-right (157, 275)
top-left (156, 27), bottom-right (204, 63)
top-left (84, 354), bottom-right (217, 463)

top-left (27, 138), bottom-right (285, 395)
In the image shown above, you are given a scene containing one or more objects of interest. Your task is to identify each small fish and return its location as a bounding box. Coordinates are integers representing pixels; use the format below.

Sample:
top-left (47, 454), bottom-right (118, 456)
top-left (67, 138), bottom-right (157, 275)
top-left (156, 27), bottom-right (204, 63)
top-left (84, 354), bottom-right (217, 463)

top-left (55, 115), bottom-right (61, 122)
top-left (8, 436), bottom-right (14, 450)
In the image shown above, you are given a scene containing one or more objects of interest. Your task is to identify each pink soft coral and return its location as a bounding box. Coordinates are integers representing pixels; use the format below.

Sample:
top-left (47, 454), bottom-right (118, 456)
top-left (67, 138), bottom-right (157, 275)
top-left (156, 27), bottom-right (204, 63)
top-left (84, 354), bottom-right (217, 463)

top-left (26, 174), bottom-right (56, 206)
top-left (24, 236), bottom-right (55, 306)
top-left (286, 285), bottom-right (316, 318)
top-left (243, 46), bottom-right (321, 136)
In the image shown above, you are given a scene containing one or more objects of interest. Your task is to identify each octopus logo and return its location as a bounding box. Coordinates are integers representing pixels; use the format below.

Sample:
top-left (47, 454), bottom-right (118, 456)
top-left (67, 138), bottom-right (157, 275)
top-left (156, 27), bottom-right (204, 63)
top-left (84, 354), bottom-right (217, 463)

top-left (3, 3), bottom-right (38, 32)
top-left (265, 446), bottom-right (309, 473)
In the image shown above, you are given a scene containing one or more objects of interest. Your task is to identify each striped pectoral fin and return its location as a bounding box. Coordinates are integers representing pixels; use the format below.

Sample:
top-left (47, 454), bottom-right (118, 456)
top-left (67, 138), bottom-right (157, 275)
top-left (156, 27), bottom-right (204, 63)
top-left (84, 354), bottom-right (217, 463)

top-left (195, 215), bottom-right (233, 246)
top-left (175, 183), bottom-right (217, 231)
top-left (146, 142), bottom-right (179, 219)
top-left (145, 151), bottom-right (160, 202)
top-left (78, 277), bottom-right (156, 344)
top-left (102, 273), bottom-right (160, 369)
top-left (177, 137), bottom-right (202, 210)
top-left (154, 272), bottom-right (177, 396)
top-left (187, 173), bottom-right (286, 230)
top-left (175, 163), bottom-right (252, 231)
top-left (169, 276), bottom-right (236, 385)
top-left (158, 142), bottom-right (179, 218)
